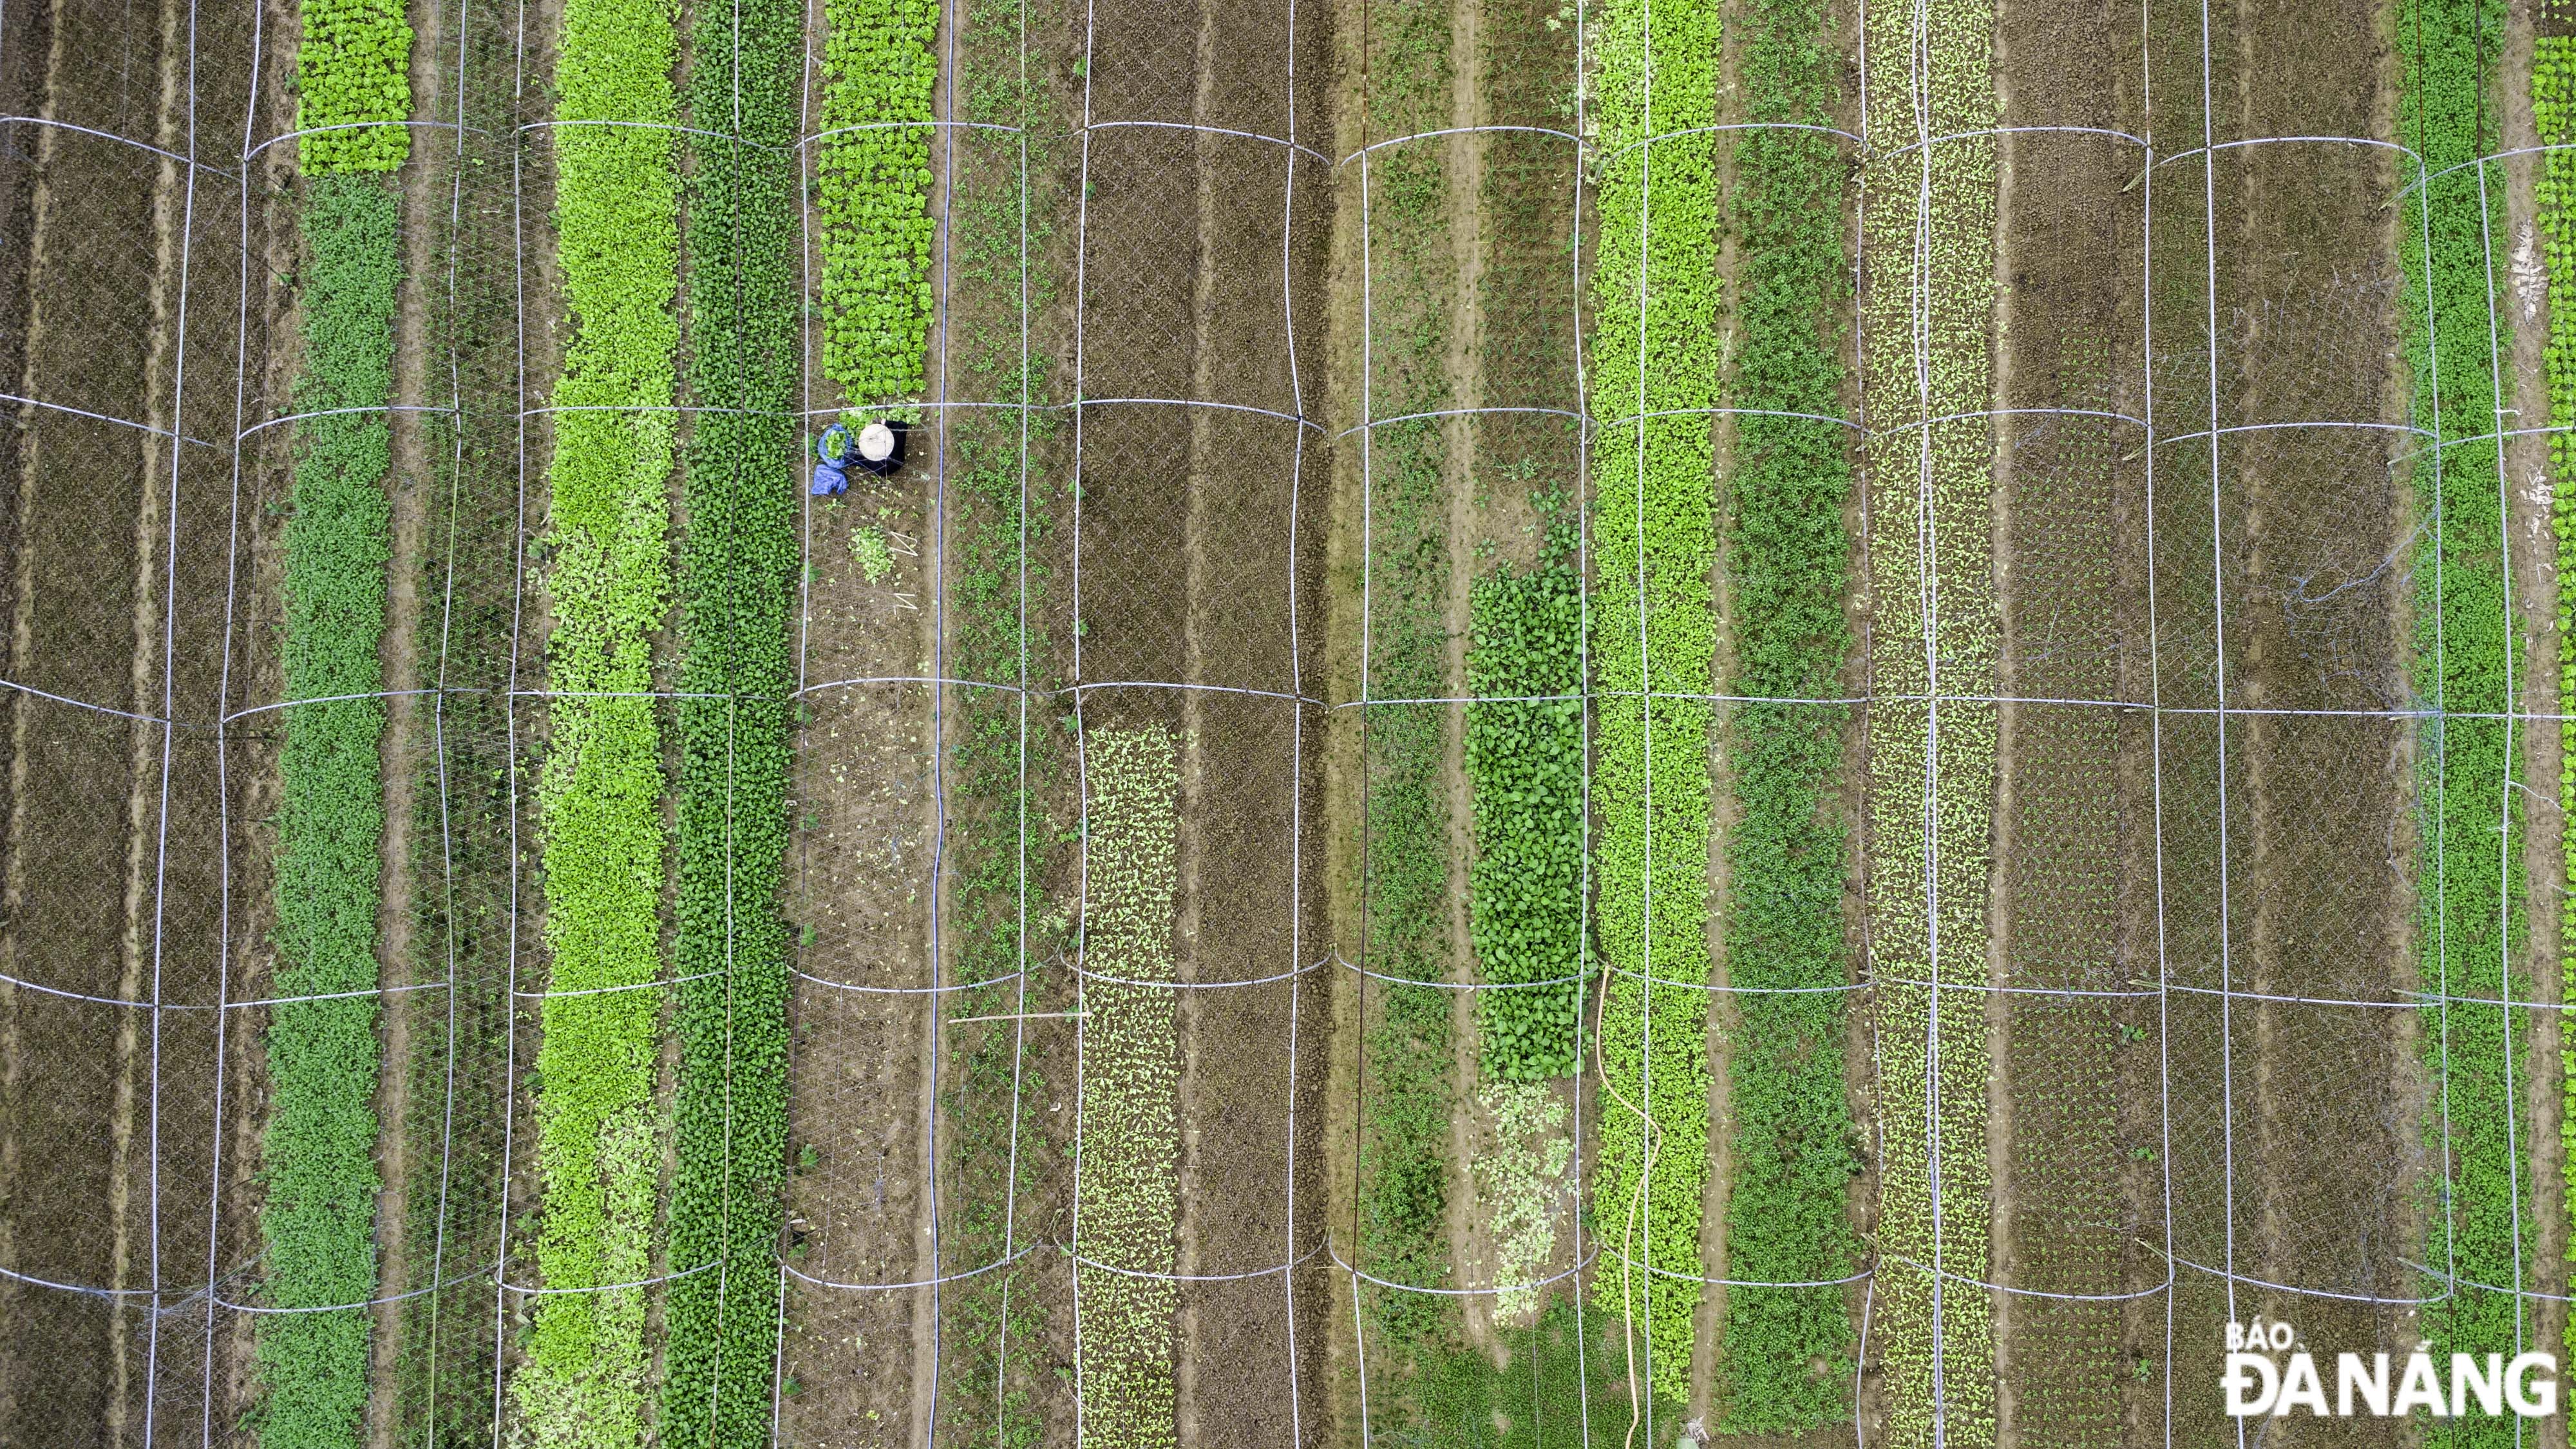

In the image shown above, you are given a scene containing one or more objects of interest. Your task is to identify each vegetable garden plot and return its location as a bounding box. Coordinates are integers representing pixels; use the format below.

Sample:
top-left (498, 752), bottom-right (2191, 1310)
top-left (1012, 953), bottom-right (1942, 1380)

top-left (13, 0), bottom-right (2576, 1441)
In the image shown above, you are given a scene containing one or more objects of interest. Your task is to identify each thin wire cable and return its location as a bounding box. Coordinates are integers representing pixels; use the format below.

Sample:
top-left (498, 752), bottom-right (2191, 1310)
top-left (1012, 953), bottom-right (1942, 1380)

top-left (140, 2), bottom-right (207, 1431)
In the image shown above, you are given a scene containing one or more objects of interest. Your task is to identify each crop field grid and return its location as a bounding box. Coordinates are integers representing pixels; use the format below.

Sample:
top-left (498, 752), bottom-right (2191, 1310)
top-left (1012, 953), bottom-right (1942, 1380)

top-left (3, 0), bottom-right (2576, 1446)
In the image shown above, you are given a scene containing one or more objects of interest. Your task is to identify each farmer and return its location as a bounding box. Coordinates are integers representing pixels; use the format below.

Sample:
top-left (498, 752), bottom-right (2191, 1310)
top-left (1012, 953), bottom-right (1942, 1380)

top-left (809, 419), bottom-right (911, 497)
top-left (855, 419), bottom-right (907, 477)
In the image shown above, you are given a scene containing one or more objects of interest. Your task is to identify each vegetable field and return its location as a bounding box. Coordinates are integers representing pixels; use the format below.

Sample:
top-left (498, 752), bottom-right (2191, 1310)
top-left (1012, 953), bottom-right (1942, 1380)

top-left (3, 0), bottom-right (2573, 1444)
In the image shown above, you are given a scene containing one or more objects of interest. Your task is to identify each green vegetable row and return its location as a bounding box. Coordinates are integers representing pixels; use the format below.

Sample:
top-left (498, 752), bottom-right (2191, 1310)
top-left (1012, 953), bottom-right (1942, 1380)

top-left (1076, 726), bottom-right (1184, 1449)
top-left (514, 0), bottom-right (681, 1439)
top-left (296, 0), bottom-right (413, 173)
top-left (1586, 0), bottom-right (1721, 1405)
top-left (659, 0), bottom-right (801, 1441)
top-left (2409, 6), bottom-right (2529, 1442)
top-left (818, 0), bottom-right (940, 404)
top-left (256, 166), bottom-right (402, 1449)
top-left (1859, 0), bottom-right (2000, 1434)
top-left (256, 5), bottom-right (417, 1438)
top-left (1465, 551), bottom-right (1586, 1082)
top-left (1709, 0), bottom-right (1862, 1427)
top-left (1355, 0), bottom-right (1461, 1374)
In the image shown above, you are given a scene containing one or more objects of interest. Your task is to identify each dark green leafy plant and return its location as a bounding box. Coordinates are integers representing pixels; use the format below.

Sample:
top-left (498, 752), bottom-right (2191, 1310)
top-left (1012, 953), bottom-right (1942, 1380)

top-left (255, 169), bottom-right (401, 1449)
top-left (2410, 5), bottom-right (2528, 1442)
top-left (1708, 0), bottom-right (1861, 1427)
top-left (659, 0), bottom-right (800, 1443)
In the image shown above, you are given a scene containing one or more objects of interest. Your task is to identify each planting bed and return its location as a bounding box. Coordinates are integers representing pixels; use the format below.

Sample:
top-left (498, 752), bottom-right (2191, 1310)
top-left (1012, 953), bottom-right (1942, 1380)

top-left (6, 0), bottom-right (2575, 1445)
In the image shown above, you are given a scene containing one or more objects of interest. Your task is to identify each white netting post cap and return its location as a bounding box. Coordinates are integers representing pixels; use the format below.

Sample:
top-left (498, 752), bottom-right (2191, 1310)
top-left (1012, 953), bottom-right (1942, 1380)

top-left (860, 421), bottom-right (896, 462)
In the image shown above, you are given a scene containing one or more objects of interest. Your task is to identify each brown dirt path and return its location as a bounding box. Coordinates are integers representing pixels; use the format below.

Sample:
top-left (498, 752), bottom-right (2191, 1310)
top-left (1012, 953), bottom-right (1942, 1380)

top-left (771, 0), bottom-right (955, 1439)
top-left (106, 0), bottom-right (196, 1434)
top-left (362, 0), bottom-right (458, 1434)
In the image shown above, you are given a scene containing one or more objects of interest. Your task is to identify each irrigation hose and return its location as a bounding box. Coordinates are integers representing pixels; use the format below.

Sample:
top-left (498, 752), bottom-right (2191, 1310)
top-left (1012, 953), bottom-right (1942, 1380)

top-left (1589, 958), bottom-right (1663, 1449)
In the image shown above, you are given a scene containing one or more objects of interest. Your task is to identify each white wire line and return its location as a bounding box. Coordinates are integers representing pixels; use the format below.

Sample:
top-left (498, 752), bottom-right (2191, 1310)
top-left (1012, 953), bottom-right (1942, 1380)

top-left (0, 1242), bottom-right (2344, 1318)
top-left (0, 391), bottom-right (223, 447)
top-left (0, 1260), bottom-right (170, 1298)
top-left (1071, 953), bottom-right (1325, 990)
top-left (1585, 1245), bottom-right (1875, 1293)
top-left (2137, 11), bottom-right (2175, 1439)
top-left (238, 116), bottom-right (491, 166)
top-left (0, 676), bottom-right (180, 726)
top-left (2150, 417), bottom-right (2430, 447)
top-left (796, 115), bottom-right (1025, 149)
top-left (497, 1258), bottom-right (721, 1296)
top-left (1074, 1238), bottom-right (1325, 1284)
top-left (200, 26), bottom-right (262, 1423)
top-left (2187, 6), bottom-right (2242, 1444)
top-left (1080, 116), bottom-right (1329, 166)
top-left (197, 675), bottom-right (2576, 723)
top-left (573, 392), bottom-right (1327, 422)
top-left (46, 952), bottom-right (2569, 1015)
top-left (781, 1242), bottom-right (1041, 1294)
top-left (1600, 401), bottom-right (1861, 432)
top-left (1331, 949), bottom-right (1591, 992)
top-left (409, 5), bottom-right (491, 1434)
top-left (135, 0), bottom-right (209, 1433)
top-left (484, 0), bottom-right (537, 1433)
top-left (1336, 120), bottom-right (1586, 161)
top-left (1567, 6), bottom-right (1595, 1432)
top-left (1272, 14), bottom-right (1312, 1430)
top-left (2403, 21), bottom-right (2463, 1423)
top-left (2165, 1255), bottom-right (2448, 1307)
top-left (526, 386), bottom-right (1329, 425)
top-left (1902, 0), bottom-right (1951, 1436)
top-left (232, 401), bottom-right (460, 442)
top-left (1066, 0), bottom-right (1097, 1436)
top-left (2407, 136), bottom-right (2576, 195)
top-left (909, 0), bottom-right (964, 1428)
top-left (1875, 1256), bottom-right (2160, 1304)
top-left (1331, 403), bottom-right (1587, 439)
top-left (788, 964), bottom-right (1026, 996)
top-left (0, 111), bottom-right (231, 175)
top-left (1867, 120), bottom-right (2150, 161)
top-left (2152, 131), bottom-right (2427, 171)
top-left (2468, 140), bottom-right (2532, 1390)
top-left (207, 1264), bottom-right (501, 1316)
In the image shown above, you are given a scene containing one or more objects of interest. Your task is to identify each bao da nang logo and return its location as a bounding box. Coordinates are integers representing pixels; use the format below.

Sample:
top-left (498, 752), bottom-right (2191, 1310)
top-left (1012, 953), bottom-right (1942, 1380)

top-left (2224, 1319), bottom-right (2558, 1419)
